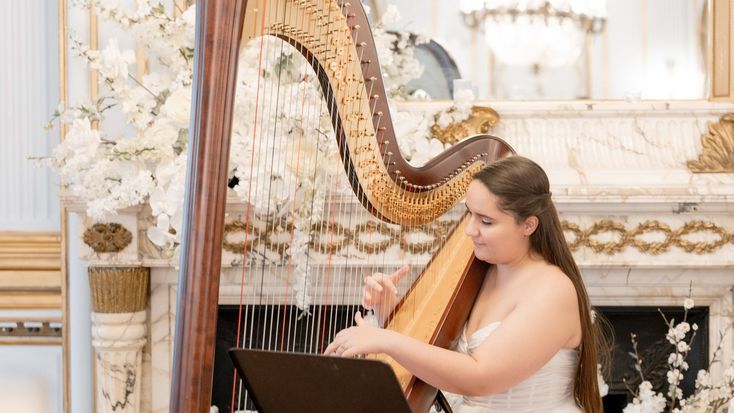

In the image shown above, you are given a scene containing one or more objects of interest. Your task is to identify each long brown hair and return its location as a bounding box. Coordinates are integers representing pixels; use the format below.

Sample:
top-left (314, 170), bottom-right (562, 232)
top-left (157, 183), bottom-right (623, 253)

top-left (473, 155), bottom-right (610, 413)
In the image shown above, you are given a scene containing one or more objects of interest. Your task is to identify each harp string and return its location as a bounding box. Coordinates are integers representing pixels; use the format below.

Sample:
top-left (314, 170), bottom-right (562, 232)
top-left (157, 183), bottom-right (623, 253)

top-left (344, 0), bottom-right (367, 345)
top-left (230, 0), bottom-right (269, 409)
top-left (281, 0), bottom-right (313, 354)
top-left (269, 0), bottom-right (297, 354)
top-left (318, 0), bottom-right (348, 355)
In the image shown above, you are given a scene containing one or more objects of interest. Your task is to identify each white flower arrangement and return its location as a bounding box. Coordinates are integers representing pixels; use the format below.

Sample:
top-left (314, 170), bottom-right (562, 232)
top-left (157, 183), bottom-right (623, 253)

top-left (619, 295), bottom-right (734, 413)
top-left (45, 1), bottom-right (473, 309)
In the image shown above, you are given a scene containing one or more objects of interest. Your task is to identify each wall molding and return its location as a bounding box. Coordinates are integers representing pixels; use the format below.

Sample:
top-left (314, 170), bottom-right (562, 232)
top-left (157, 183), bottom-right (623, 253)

top-left (0, 231), bottom-right (62, 309)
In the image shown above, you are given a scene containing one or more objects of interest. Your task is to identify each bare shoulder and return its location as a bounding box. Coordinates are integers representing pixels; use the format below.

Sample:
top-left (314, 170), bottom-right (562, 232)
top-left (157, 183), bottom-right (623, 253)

top-left (521, 263), bottom-right (578, 307)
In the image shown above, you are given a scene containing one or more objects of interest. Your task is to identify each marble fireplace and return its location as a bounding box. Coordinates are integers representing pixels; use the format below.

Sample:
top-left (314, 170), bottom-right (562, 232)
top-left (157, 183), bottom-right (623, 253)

top-left (65, 101), bottom-right (734, 413)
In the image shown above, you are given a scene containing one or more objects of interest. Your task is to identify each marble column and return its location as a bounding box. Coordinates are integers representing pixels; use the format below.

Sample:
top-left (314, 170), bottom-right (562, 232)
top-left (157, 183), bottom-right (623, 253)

top-left (89, 267), bottom-right (149, 413)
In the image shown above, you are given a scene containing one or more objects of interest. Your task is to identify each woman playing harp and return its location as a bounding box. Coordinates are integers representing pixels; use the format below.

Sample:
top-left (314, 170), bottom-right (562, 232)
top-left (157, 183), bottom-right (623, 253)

top-left (173, 0), bottom-right (608, 412)
top-left (326, 156), bottom-right (609, 413)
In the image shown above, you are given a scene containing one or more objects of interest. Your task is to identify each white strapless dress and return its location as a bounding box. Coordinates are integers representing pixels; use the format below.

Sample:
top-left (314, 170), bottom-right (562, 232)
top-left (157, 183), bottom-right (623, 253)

top-left (439, 322), bottom-right (582, 413)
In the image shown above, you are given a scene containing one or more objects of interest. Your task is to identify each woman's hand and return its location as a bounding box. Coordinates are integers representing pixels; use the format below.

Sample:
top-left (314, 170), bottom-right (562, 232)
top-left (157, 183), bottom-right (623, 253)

top-left (362, 265), bottom-right (410, 322)
top-left (324, 311), bottom-right (391, 358)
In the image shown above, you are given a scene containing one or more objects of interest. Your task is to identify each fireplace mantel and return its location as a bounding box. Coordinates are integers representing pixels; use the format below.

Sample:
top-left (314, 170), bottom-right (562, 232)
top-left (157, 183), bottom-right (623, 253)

top-left (63, 101), bottom-right (734, 413)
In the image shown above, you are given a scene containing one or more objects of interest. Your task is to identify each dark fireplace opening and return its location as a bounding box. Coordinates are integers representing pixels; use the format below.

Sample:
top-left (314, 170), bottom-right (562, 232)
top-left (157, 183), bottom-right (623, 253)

top-left (599, 306), bottom-right (709, 413)
top-left (212, 305), bottom-right (354, 412)
top-left (212, 305), bottom-right (709, 412)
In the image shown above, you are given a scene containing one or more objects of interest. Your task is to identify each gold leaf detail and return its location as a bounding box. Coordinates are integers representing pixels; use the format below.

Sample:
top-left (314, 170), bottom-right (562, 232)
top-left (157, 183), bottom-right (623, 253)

top-left (687, 113), bottom-right (734, 173)
top-left (432, 106), bottom-right (500, 145)
top-left (83, 223), bottom-right (133, 253)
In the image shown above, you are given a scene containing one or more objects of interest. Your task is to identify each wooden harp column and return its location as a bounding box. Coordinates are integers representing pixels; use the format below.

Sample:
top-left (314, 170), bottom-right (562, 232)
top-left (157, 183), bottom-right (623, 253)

top-left (171, 1), bottom-right (514, 412)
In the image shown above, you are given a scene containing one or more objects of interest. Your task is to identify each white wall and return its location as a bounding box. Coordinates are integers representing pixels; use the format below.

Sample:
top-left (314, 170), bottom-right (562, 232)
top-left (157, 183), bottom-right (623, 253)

top-left (0, 344), bottom-right (64, 413)
top-left (0, 0), bottom-right (61, 231)
top-left (0, 2), bottom-right (64, 412)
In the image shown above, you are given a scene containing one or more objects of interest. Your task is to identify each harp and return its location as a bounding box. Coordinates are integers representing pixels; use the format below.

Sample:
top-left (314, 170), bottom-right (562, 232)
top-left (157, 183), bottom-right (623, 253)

top-left (171, 1), bottom-right (513, 412)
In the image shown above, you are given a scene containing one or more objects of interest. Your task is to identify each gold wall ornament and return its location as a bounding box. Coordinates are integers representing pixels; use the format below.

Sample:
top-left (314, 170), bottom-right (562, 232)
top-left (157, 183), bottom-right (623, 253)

top-left (222, 221), bottom-right (261, 254)
top-left (687, 113), bottom-right (734, 173)
top-left (88, 267), bottom-right (149, 313)
top-left (431, 105), bottom-right (500, 145)
top-left (83, 223), bottom-right (133, 253)
top-left (217, 218), bottom-right (734, 258)
top-left (561, 220), bottom-right (734, 255)
top-left (221, 218), bottom-right (453, 257)
top-left (221, 217), bottom-right (733, 258)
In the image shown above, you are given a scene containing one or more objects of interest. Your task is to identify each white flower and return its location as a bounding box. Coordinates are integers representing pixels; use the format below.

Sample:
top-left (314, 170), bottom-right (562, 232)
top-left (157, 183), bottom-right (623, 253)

top-left (50, 117), bottom-right (101, 176)
top-left (668, 369), bottom-right (682, 384)
top-left (147, 213), bottom-right (176, 247)
top-left (161, 86), bottom-right (192, 128)
top-left (677, 341), bottom-right (690, 352)
top-left (135, 0), bottom-right (152, 17)
top-left (48, 0), bottom-right (441, 308)
top-left (380, 5), bottom-right (401, 25)
top-left (623, 381), bottom-right (666, 413)
top-left (695, 369), bottom-right (711, 388)
top-left (683, 298), bottom-right (694, 310)
top-left (668, 353), bottom-right (683, 367)
top-left (92, 39), bottom-right (135, 82)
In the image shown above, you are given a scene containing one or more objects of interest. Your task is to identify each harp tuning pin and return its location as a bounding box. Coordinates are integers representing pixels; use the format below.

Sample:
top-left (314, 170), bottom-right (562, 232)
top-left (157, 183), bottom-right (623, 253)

top-left (377, 126), bottom-right (387, 132)
top-left (371, 94), bottom-right (380, 100)
top-left (347, 12), bottom-right (356, 18)
top-left (367, 76), bottom-right (377, 82)
top-left (357, 42), bottom-right (367, 48)
top-left (361, 59), bottom-right (372, 65)
top-left (373, 111), bottom-right (383, 117)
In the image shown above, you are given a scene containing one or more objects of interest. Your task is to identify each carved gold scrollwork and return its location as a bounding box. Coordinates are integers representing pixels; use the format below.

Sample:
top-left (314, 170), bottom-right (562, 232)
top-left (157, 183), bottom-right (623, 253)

top-left (561, 220), bottom-right (734, 255)
top-left (353, 221), bottom-right (398, 254)
top-left (222, 221), bottom-right (261, 254)
top-left (83, 223), bottom-right (133, 253)
top-left (627, 221), bottom-right (674, 255)
top-left (431, 106), bottom-right (500, 145)
top-left (219, 218), bottom-right (732, 258)
top-left (222, 219), bottom-right (451, 256)
top-left (584, 220), bottom-right (628, 254)
top-left (674, 220), bottom-right (730, 254)
top-left (687, 113), bottom-right (734, 173)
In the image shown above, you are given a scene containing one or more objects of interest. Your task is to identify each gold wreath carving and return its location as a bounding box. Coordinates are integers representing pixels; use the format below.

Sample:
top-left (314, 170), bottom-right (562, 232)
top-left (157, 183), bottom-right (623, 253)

top-left (431, 106), bottom-right (500, 145)
top-left (687, 113), bottom-right (734, 173)
top-left (222, 221), bottom-right (261, 253)
top-left (83, 223), bottom-right (133, 253)
top-left (561, 220), bottom-right (734, 255)
top-left (220, 218), bottom-right (733, 257)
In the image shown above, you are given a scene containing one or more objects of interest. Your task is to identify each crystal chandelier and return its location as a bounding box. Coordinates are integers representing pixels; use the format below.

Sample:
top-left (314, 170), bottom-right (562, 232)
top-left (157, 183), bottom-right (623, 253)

top-left (460, 0), bottom-right (606, 67)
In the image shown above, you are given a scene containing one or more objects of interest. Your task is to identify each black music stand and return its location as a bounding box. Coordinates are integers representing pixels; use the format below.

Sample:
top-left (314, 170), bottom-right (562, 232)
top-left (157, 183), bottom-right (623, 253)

top-left (228, 348), bottom-right (412, 412)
